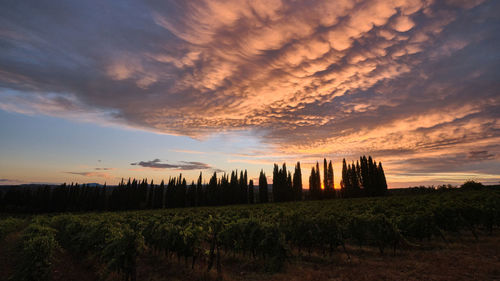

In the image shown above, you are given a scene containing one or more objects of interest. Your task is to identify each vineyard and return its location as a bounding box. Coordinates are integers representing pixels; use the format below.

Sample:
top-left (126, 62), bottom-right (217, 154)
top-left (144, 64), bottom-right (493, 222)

top-left (1, 188), bottom-right (500, 281)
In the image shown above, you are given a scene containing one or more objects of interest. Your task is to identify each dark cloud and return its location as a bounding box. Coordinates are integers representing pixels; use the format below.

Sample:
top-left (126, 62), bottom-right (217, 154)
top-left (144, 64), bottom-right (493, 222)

top-left (66, 171), bottom-right (114, 179)
top-left (0, 0), bottom-right (499, 181)
top-left (389, 152), bottom-right (499, 174)
top-left (94, 167), bottom-right (114, 171)
top-left (468, 151), bottom-right (495, 161)
top-left (131, 159), bottom-right (222, 172)
top-left (0, 179), bottom-right (23, 184)
top-left (131, 159), bottom-right (179, 169)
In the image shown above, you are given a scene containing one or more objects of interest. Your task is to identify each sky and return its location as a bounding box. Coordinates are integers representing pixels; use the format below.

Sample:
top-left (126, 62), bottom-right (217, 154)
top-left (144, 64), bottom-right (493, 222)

top-left (0, 0), bottom-right (499, 188)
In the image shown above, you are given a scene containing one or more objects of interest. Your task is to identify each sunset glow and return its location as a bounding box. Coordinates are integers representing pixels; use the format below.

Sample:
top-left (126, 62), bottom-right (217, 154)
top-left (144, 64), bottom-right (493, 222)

top-left (0, 0), bottom-right (499, 187)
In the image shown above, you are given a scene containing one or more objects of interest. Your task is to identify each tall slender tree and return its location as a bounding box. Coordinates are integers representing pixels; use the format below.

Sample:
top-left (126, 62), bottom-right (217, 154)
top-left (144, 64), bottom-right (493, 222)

top-left (292, 162), bottom-right (302, 201)
top-left (259, 170), bottom-right (269, 203)
top-left (325, 160), bottom-right (335, 198)
top-left (316, 162), bottom-right (322, 199)
top-left (239, 170), bottom-right (248, 204)
top-left (147, 180), bottom-right (154, 209)
top-left (378, 162), bottom-right (388, 196)
top-left (286, 171), bottom-right (293, 201)
top-left (272, 164), bottom-right (281, 202)
top-left (323, 159), bottom-right (328, 194)
top-left (156, 179), bottom-right (164, 208)
top-left (187, 181), bottom-right (196, 207)
top-left (248, 179), bottom-right (254, 204)
top-left (309, 166), bottom-right (322, 200)
top-left (309, 167), bottom-right (315, 200)
top-left (196, 172), bottom-right (203, 206)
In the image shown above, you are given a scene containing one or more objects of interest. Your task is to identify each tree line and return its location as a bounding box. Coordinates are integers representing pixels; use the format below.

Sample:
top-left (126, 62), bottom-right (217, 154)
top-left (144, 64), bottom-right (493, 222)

top-left (340, 155), bottom-right (387, 198)
top-left (0, 156), bottom-right (387, 213)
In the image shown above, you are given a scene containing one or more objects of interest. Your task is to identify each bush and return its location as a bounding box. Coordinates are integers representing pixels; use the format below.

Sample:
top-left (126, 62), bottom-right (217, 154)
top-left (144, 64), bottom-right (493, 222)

top-left (0, 217), bottom-right (24, 241)
top-left (460, 180), bottom-right (484, 190)
top-left (12, 223), bottom-right (58, 281)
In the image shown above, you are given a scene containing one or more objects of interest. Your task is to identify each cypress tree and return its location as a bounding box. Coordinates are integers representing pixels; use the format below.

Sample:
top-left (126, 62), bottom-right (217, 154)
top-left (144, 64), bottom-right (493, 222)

top-left (157, 179), bottom-right (165, 208)
top-left (378, 162), bottom-right (388, 196)
top-left (179, 177), bottom-right (187, 208)
top-left (366, 156), bottom-right (375, 196)
top-left (293, 162), bottom-right (302, 201)
top-left (272, 164), bottom-right (289, 202)
top-left (259, 170), bottom-right (268, 203)
top-left (248, 179), bottom-right (254, 204)
top-left (360, 156), bottom-right (369, 192)
top-left (350, 162), bottom-right (361, 197)
top-left (239, 170), bottom-right (248, 204)
top-left (287, 171), bottom-right (293, 201)
top-left (326, 160), bottom-right (335, 198)
top-left (230, 171), bottom-right (238, 204)
top-left (309, 166), bottom-right (317, 200)
top-left (187, 181), bottom-right (196, 207)
top-left (272, 164), bottom-right (279, 202)
top-left (309, 167), bottom-right (314, 199)
top-left (341, 159), bottom-right (348, 198)
top-left (166, 177), bottom-right (173, 208)
top-left (220, 173), bottom-right (229, 205)
top-left (315, 162), bottom-right (321, 199)
top-left (196, 172), bottom-right (203, 206)
top-left (147, 180), bottom-right (154, 209)
top-left (323, 158), bottom-right (328, 194)
top-left (208, 172), bottom-right (217, 206)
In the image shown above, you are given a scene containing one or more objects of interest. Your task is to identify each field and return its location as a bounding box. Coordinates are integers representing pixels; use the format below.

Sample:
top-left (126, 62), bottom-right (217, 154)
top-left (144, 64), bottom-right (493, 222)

top-left (1, 188), bottom-right (500, 281)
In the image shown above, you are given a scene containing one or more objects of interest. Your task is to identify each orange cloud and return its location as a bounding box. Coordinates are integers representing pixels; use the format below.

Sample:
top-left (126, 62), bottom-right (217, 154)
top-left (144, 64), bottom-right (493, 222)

top-left (0, 0), bottom-right (498, 186)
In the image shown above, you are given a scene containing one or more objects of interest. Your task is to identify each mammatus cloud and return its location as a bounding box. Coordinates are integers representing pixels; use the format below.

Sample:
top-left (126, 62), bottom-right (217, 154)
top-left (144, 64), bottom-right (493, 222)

top-left (131, 159), bottom-right (224, 172)
top-left (0, 0), bottom-right (499, 185)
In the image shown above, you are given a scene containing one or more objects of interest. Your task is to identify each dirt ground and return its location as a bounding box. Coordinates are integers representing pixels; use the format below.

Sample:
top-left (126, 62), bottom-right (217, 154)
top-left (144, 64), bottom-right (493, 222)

top-left (215, 233), bottom-right (500, 281)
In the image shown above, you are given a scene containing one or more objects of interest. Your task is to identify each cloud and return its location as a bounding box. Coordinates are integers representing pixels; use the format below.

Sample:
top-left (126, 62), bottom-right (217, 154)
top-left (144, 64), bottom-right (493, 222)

top-left (94, 167), bottom-right (115, 171)
top-left (0, 178), bottom-right (18, 182)
top-left (131, 159), bottom-right (223, 172)
top-left (0, 178), bottom-right (25, 185)
top-left (468, 150), bottom-right (495, 161)
top-left (0, 0), bottom-right (499, 184)
top-left (66, 171), bottom-right (115, 179)
top-left (170, 149), bottom-right (207, 155)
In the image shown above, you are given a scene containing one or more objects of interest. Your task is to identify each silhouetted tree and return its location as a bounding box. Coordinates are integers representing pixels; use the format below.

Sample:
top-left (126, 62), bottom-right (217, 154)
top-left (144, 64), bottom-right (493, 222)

top-left (187, 181), bottom-right (196, 207)
top-left (323, 159), bottom-right (328, 195)
top-left (196, 172), bottom-right (203, 206)
top-left (309, 165), bottom-right (322, 200)
top-left (292, 162), bottom-right (302, 201)
top-left (248, 179), bottom-right (254, 204)
top-left (207, 172), bottom-right (218, 206)
top-left (259, 170), bottom-right (268, 203)
top-left (154, 180), bottom-right (164, 208)
top-left (147, 180), bottom-right (154, 209)
top-left (378, 162), bottom-right (388, 195)
top-left (239, 170), bottom-right (248, 204)
top-left (327, 160), bottom-right (335, 198)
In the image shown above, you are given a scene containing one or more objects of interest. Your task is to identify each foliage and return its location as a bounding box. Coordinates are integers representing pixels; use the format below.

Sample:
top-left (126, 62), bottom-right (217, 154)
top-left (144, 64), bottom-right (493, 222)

top-left (460, 180), bottom-right (484, 190)
top-left (0, 217), bottom-right (24, 241)
top-left (12, 223), bottom-right (58, 281)
top-left (4, 188), bottom-right (500, 279)
top-left (341, 156), bottom-right (387, 198)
